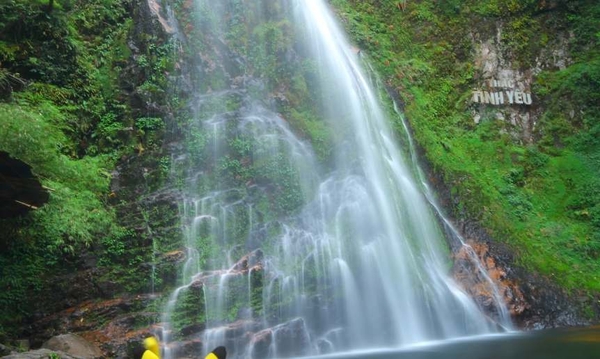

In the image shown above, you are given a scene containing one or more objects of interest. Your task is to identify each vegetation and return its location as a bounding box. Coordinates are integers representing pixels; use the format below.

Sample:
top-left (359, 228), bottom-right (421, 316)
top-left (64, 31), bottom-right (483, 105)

top-left (0, 0), bottom-right (598, 345)
top-left (0, 0), bottom-right (178, 337)
top-left (330, 0), bottom-right (600, 295)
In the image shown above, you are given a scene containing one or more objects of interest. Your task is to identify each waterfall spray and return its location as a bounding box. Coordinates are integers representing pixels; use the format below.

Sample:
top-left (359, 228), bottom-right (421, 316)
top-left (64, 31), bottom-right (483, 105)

top-left (160, 1), bottom-right (512, 357)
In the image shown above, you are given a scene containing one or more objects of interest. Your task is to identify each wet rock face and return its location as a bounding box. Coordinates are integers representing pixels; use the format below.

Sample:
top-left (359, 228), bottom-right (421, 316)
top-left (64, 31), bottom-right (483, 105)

top-left (250, 318), bottom-right (311, 359)
top-left (42, 334), bottom-right (103, 359)
top-left (147, 0), bottom-right (176, 35)
top-left (453, 241), bottom-right (529, 321)
top-left (514, 274), bottom-right (592, 330)
top-left (231, 249), bottom-right (264, 273)
top-left (28, 295), bottom-right (161, 355)
top-left (392, 114), bottom-right (598, 329)
top-left (250, 328), bottom-right (273, 359)
top-left (88, 317), bottom-right (160, 359)
top-left (451, 223), bottom-right (592, 329)
top-left (169, 338), bottom-right (203, 359)
top-left (190, 249), bottom-right (264, 288)
top-left (269, 318), bottom-right (311, 358)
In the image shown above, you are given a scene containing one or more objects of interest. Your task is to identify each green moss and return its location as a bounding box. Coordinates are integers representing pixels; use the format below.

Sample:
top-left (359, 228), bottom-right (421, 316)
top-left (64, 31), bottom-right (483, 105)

top-left (0, 0), bottom-right (179, 336)
top-left (171, 284), bottom-right (206, 336)
top-left (330, 0), bottom-right (600, 295)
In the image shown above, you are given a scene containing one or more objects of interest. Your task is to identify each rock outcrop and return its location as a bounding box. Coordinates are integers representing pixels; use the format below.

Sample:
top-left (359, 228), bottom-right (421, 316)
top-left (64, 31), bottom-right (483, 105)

top-left (249, 318), bottom-right (311, 359)
top-left (42, 334), bottom-right (103, 359)
top-left (429, 169), bottom-right (594, 328)
top-left (453, 241), bottom-right (528, 321)
top-left (469, 20), bottom-right (571, 143)
top-left (28, 295), bottom-right (161, 356)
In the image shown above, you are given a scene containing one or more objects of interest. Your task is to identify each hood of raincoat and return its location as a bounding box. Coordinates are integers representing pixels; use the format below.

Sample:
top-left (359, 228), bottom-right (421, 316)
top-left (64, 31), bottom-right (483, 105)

top-left (143, 337), bottom-right (160, 358)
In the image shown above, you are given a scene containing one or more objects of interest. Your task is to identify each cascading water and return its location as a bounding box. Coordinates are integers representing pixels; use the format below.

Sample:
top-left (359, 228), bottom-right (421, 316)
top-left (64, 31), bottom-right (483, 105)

top-left (161, 1), bottom-right (512, 358)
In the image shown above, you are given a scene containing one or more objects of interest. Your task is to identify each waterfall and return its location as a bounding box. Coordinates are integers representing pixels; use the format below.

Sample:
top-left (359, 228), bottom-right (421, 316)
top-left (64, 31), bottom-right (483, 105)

top-left (161, 0), bottom-right (512, 357)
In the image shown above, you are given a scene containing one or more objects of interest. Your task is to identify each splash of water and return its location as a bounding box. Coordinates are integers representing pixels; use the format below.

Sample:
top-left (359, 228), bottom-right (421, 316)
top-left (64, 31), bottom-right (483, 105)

top-left (160, 0), bottom-right (512, 358)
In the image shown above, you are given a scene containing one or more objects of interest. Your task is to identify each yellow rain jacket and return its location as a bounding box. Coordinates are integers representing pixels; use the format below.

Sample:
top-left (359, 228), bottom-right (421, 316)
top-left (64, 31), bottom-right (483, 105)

top-left (142, 337), bottom-right (160, 359)
top-left (205, 346), bottom-right (227, 359)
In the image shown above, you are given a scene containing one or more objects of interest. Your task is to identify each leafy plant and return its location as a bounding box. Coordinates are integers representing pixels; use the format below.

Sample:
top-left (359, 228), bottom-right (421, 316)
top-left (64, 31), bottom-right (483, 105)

top-left (330, 0), bottom-right (600, 295)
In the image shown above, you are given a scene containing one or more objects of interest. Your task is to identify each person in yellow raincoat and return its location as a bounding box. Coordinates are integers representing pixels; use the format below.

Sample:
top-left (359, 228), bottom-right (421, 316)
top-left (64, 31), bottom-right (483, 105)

top-left (141, 337), bottom-right (160, 359)
top-left (140, 336), bottom-right (225, 359)
top-left (204, 346), bottom-right (227, 359)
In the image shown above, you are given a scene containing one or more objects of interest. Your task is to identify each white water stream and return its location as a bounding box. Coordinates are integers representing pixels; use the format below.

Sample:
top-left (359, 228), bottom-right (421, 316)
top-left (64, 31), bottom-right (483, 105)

top-left (160, 1), bottom-right (513, 358)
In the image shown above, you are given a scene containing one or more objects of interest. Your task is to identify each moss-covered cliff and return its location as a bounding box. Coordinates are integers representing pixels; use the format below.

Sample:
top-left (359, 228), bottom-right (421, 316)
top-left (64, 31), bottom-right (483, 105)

top-left (0, 0), bottom-right (598, 354)
top-left (0, 0), bottom-right (181, 346)
top-left (330, 0), bottom-right (599, 318)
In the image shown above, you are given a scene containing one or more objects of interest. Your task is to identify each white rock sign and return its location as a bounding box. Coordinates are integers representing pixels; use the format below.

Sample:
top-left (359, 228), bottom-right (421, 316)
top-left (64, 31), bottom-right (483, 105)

top-left (472, 90), bottom-right (533, 105)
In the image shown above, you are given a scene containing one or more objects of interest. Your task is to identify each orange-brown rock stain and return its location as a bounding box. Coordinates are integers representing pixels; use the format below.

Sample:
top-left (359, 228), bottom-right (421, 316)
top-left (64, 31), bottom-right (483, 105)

top-left (453, 241), bottom-right (529, 318)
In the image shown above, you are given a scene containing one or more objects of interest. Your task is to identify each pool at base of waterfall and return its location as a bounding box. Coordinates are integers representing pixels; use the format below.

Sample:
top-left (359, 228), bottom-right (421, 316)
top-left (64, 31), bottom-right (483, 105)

top-left (295, 327), bottom-right (600, 359)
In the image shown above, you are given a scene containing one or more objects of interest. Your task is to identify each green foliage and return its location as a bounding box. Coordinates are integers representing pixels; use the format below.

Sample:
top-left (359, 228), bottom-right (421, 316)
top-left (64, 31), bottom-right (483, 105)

top-left (330, 0), bottom-right (600, 295)
top-left (253, 153), bottom-right (305, 215)
top-left (249, 20), bottom-right (292, 84)
top-left (0, 244), bottom-right (44, 329)
top-left (171, 284), bottom-right (205, 336)
top-left (136, 117), bottom-right (165, 132)
top-left (99, 227), bottom-right (134, 264)
top-left (0, 101), bottom-right (125, 329)
top-left (0, 0), bottom-right (178, 337)
top-left (285, 108), bottom-right (333, 164)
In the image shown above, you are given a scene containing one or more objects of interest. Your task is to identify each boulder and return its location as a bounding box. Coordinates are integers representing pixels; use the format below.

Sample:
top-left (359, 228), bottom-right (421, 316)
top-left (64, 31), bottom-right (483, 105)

top-left (231, 249), bottom-right (263, 272)
top-left (249, 318), bottom-right (310, 358)
top-left (0, 343), bottom-right (13, 356)
top-left (166, 338), bottom-right (203, 358)
top-left (191, 249), bottom-right (264, 289)
top-left (270, 318), bottom-right (311, 357)
top-left (249, 328), bottom-right (272, 359)
top-left (42, 334), bottom-right (103, 359)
